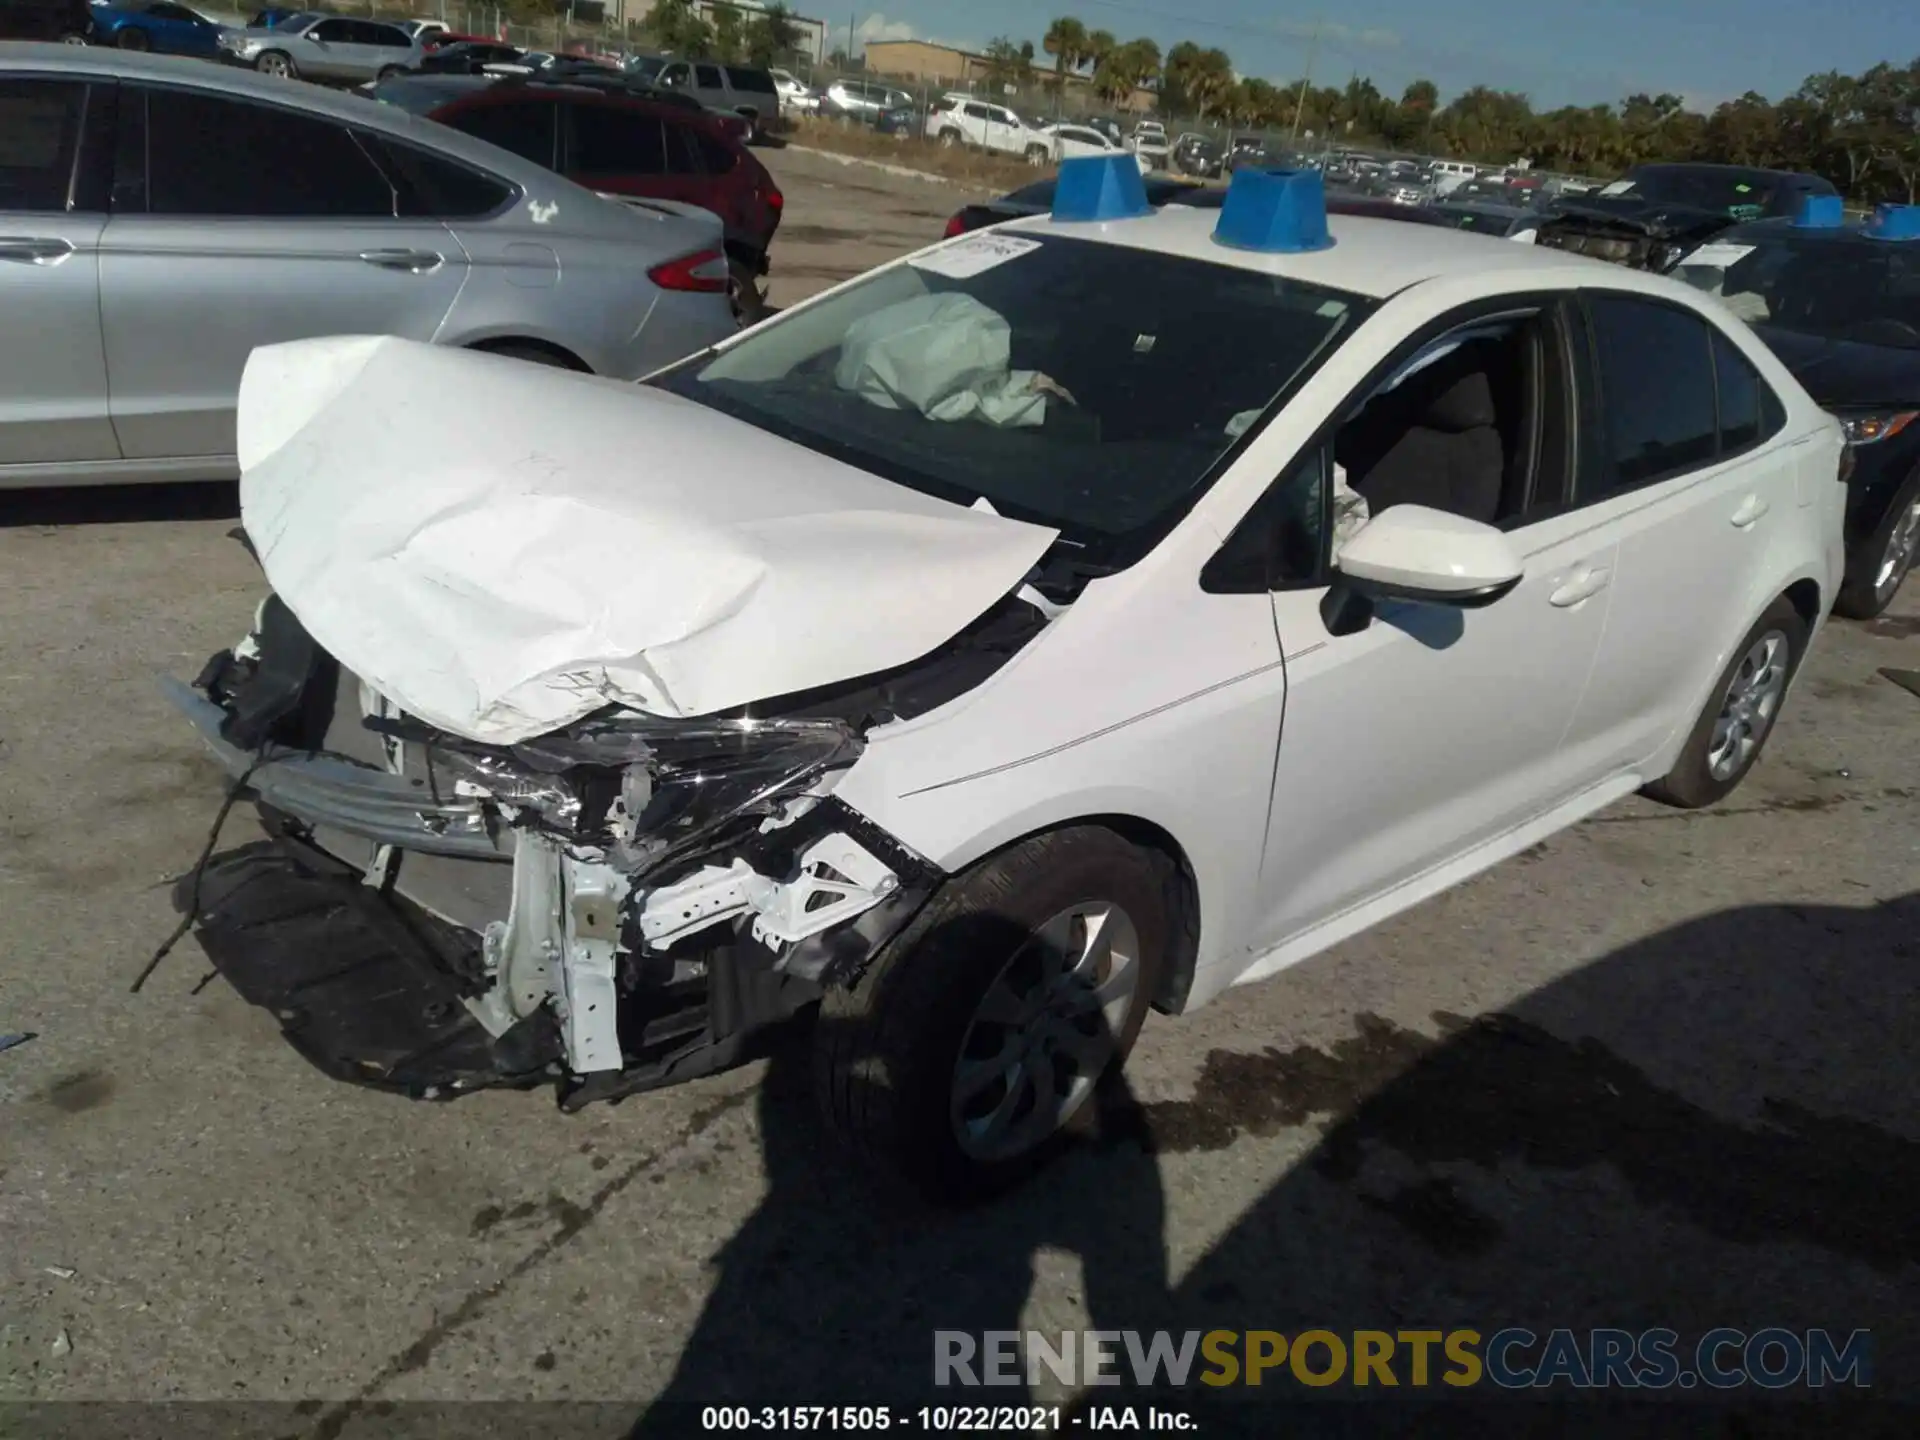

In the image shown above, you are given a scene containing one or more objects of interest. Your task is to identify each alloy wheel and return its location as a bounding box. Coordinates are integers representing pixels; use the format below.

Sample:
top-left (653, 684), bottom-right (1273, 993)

top-left (1707, 629), bottom-right (1790, 781)
top-left (1874, 494), bottom-right (1920, 599)
top-left (949, 901), bottom-right (1141, 1162)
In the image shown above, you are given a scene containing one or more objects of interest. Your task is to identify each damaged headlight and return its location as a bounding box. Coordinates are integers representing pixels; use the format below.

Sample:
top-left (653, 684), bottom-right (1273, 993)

top-left (423, 713), bottom-right (861, 871)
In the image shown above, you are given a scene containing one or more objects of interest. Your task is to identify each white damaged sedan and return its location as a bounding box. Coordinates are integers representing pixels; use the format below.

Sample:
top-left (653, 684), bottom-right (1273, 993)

top-left (167, 162), bottom-right (1847, 1198)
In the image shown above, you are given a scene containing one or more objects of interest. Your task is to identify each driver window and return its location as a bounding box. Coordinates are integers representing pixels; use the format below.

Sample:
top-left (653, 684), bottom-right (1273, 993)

top-left (1332, 309), bottom-right (1565, 530)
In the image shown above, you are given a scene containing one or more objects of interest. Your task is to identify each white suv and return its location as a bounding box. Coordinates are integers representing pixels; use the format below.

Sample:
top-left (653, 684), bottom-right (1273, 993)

top-left (925, 94), bottom-right (1047, 162)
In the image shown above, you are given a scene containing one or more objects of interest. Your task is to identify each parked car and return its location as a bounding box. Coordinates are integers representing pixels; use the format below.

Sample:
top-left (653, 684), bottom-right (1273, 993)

top-left (925, 94), bottom-right (1047, 161)
top-left (1429, 158), bottom-right (1480, 196)
top-left (1430, 199), bottom-right (1543, 241)
top-left (648, 56), bottom-right (779, 141)
top-left (939, 173), bottom-right (1454, 237)
top-left (1130, 120), bottom-right (1169, 170)
top-left (218, 12), bottom-right (423, 80)
top-left (89, 0), bottom-right (230, 55)
top-left (0, 46), bottom-right (737, 490)
top-left (165, 161), bottom-right (1846, 1200)
top-left (0, 0), bottom-right (96, 42)
top-left (393, 17), bottom-right (446, 44)
top-left (408, 39), bottom-right (523, 75)
top-left (767, 65), bottom-right (815, 116)
top-left (1674, 206), bottom-right (1920, 616)
top-left (243, 6), bottom-right (303, 28)
top-left (816, 77), bottom-right (909, 127)
top-left (1535, 162), bottom-right (1841, 273)
top-left (1171, 131), bottom-right (1222, 178)
top-left (371, 72), bottom-right (782, 319)
top-left (1034, 121), bottom-right (1146, 170)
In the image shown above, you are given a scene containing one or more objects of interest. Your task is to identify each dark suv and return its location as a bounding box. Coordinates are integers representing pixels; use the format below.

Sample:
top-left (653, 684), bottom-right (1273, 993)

top-left (373, 75), bottom-right (784, 317)
top-left (0, 0), bottom-right (95, 42)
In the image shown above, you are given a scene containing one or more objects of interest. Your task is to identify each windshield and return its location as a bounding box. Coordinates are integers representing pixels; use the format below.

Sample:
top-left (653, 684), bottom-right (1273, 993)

top-left (626, 55), bottom-right (665, 79)
top-left (1609, 166), bottom-right (1779, 219)
top-left (650, 235), bottom-right (1366, 551)
top-left (1675, 230), bottom-right (1920, 348)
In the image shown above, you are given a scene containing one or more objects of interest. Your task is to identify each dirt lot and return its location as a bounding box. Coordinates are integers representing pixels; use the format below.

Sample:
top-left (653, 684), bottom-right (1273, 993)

top-left (3, 146), bottom-right (1919, 1429)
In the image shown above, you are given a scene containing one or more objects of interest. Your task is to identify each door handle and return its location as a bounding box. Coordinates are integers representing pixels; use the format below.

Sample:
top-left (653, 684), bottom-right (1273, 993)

top-left (1548, 565), bottom-right (1611, 608)
top-left (358, 248), bottom-right (443, 274)
top-left (1730, 495), bottom-right (1771, 528)
top-left (0, 236), bottom-right (75, 265)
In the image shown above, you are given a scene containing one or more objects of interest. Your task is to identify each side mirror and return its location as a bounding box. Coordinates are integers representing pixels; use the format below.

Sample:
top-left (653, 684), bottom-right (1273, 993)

top-left (1320, 504), bottom-right (1523, 636)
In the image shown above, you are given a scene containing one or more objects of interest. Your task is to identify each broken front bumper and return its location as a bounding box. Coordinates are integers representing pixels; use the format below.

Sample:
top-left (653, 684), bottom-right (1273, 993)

top-left (162, 643), bottom-right (942, 1107)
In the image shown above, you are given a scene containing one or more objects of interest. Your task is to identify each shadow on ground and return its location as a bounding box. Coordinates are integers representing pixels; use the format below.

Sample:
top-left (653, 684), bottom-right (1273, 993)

top-left (2, 482), bottom-right (240, 529)
top-left (630, 890), bottom-right (1920, 1433)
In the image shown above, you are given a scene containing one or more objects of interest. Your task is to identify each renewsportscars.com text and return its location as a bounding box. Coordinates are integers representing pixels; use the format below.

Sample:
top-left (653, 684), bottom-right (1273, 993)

top-left (934, 1327), bottom-right (1872, 1390)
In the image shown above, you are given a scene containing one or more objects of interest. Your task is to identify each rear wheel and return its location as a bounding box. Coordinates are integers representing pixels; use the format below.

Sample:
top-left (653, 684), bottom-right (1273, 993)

top-left (1835, 477), bottom-right (1920, 620)
top-left (937, 127), bottom-right (960, 149)
top-left (1643, 596), bottom-right (1807, 808)
top-left (1025, 144), bottom-right (1050, 167)
top-left (115, 28), bottom-right (148, 49)
top-left (814, 826), bottom-right (1169, 1202)
top-left (376, 65), bottom-right (405, 81)
top-left (727, 256), bottom-right (768, 326)
top-left (472, 341), bottom-right (582, 370)
top-left (255, 49), bottom-right (295, 77)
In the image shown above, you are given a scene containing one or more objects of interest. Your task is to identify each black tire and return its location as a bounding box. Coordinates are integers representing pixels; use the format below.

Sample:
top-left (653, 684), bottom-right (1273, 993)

top-left (1643, 595), bottom-right (1808, 809)
top-left (1025, 145), bottom-right (1050, 167)
top-left (115, 27), bottom-right (148, 49)
top-left (1834, 475), bottom-right (1920, 620)
top-left (814, 825), bottom-right (1170, 1203)
top-left (937, 128), bottom-right (960, 149)
top-left (58, 30), bottom-right (90, 45)
top-left (376, 65), bottom-right (405, 81)
top-left (727, 256), bottom-right (768, 326)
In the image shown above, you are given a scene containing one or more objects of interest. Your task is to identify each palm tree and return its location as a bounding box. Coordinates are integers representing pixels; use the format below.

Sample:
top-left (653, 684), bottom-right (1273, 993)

top-left (1042, 16), bottom-right (1088, 99)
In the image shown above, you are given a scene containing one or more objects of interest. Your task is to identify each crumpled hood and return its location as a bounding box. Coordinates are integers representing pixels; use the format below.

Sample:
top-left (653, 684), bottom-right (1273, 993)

top-left (236, 336), bottom-right (1059, 744)
top-left (1543, 195), bottom-right (1733, 237)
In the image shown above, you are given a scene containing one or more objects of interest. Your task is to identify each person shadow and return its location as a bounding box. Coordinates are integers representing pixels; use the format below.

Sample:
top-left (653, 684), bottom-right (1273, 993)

top-left (628, 912), bottom-right (1176, 1429)
top-left (633, 888), bottom-right (1920, 1435)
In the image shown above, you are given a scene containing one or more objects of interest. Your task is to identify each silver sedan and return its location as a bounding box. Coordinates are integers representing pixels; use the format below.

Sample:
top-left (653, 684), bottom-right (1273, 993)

top-left (218, 12), bottom-right (424, 82)
top-left (0, 46), bottom-right (740, 489)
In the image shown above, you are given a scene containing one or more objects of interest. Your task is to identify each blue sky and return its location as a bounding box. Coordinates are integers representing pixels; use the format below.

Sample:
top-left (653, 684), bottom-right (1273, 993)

top-left (843, 0), bottom-right (1914, 110)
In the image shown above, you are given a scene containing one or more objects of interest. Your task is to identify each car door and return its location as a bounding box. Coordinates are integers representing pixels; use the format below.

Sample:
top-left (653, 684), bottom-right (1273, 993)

top-left (1251, 298), bottom-right (1620, 951)
top-left (300, 16), bottom-right (357, 79)
top-left (138, 3), bottom-right (209, 55)
top-left (692, 62), bottom-right (726, 110)
top-left (0, 74), bottom-right (118, 470)
top-left (359, 21), bottom-right (416, 78)
top-left (97, 83), bottom-right (468, 461)
top-left (1554, 290), bottom-right (1801, 778)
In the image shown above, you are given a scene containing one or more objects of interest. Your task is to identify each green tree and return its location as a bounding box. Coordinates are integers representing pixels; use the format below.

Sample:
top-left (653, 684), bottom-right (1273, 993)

top-left (643, 0), bottom-right (713, 57)
top-left (1092, 37), bottom-right (1159, 107)
top-left (1042, 16), bottom-right (1089, 98)
top-left (744, 3), bottom-right (803, 67)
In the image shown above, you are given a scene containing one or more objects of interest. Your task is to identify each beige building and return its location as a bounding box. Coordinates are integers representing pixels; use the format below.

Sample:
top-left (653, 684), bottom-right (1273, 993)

top-left (862, 38), bottom-right (1155, 112)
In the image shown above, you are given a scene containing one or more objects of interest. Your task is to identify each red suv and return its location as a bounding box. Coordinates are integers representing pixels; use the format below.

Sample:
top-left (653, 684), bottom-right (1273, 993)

top-left (379, 76), bottom-right (784, 318)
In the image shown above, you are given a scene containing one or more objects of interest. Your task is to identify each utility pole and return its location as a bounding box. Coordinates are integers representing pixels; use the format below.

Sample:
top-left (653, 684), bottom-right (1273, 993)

top-left (847, 8), bottom-right (855, 71)
top-left (1288, 18), bottom-right (1321, 145)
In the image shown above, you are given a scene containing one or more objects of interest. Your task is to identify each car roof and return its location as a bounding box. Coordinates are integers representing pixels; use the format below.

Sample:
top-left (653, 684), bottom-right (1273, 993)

top-left (1719, 216), bottom-right (1919, 248)
top-left (998, 204), bottom-right (1615, 299)
top-left (0, 44), bottom-right (579, 188)
top-left (1629, 160), bottom-right (1825, 184)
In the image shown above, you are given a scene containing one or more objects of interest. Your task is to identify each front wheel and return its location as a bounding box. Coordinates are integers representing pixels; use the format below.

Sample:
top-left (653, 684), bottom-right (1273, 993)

top-left (255, 49), bottom-right (295, 77)
top-left (59, 30), bottom-right (90, 44)
top-left (1835, 477), bottom-right (1920, 620)
top-left (1643, 596), bottom-right (1807, 808)
top-left (1025, 145), bottom-right (1050, 167)
top-left (937, 128), bottom-right (960, 149)
top-left (376, 65), bottom-right (404, 81)
top-left (814, 826), bottom-right (1170, 1203)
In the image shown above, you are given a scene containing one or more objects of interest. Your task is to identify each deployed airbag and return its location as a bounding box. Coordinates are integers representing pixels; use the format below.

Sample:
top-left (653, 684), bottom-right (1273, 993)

top-left (835, 293), bottom-right (1052, 428)
top-left (235, 336), bottom-right (1059, 744)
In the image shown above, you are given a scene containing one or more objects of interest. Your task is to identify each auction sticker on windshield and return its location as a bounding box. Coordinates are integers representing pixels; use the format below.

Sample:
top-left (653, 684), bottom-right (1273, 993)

top-left (911, 233), bottom-right (1043, 279)
top-left (1683, 242), bottom-right (1756, 270)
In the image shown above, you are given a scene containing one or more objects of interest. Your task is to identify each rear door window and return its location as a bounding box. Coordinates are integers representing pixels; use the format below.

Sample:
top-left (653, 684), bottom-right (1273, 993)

top-left (364, 132), bottom-right (513, 217)
top-left (1711, 332), bottom-right (1783, 455)
top-left (569, 104), bottom-right (667, 175)
top-left (694, 64), bottom-right (723, 89)
top-left (1583, 293), bottom-right (1720, 492)
top-left (442, 98), bottom-right (557, 168)
top-left (140, 87), bottom-right (396, 217)
top-left (664, 120), bottom-right (705, 175)
top-left (0, 77), bottom-right (85, 212)
top-left (724, 66), bottom-right (775, 95)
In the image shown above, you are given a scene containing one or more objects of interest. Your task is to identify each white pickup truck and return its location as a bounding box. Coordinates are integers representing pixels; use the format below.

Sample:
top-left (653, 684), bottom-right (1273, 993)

top-left (925, 94), bottom-right (1051, 163)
